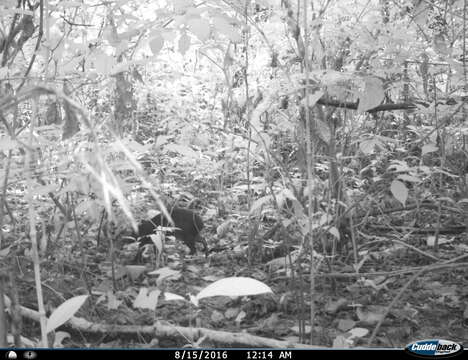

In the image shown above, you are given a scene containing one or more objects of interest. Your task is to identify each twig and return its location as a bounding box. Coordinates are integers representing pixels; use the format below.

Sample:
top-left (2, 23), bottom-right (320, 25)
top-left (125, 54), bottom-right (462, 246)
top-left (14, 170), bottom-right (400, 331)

top-left (367, 265), bottom-right (425, 346)
top-left (272, 261), bottom-right (468, 279)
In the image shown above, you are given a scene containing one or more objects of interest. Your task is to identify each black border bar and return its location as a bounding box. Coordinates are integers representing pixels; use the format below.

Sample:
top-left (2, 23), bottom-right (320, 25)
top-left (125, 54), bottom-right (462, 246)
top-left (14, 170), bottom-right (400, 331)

top-left (2, 348), bottom-right (467, 360)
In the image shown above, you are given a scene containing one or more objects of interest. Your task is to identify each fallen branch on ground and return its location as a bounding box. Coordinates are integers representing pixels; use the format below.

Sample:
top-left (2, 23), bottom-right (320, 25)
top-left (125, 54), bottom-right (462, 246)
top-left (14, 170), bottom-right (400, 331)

top-left (8, 300), bottom-right (320, 348)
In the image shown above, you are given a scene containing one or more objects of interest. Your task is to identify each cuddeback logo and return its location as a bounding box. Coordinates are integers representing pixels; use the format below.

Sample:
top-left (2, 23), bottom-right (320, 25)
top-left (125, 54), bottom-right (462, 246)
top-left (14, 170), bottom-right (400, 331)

top-left (405, 339), bottom-right (464, 358)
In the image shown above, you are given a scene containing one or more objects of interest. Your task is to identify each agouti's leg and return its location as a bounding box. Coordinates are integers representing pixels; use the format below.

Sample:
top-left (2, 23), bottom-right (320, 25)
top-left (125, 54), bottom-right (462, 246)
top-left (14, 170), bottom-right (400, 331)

top-left (195, 234), bottom-right (208, 257)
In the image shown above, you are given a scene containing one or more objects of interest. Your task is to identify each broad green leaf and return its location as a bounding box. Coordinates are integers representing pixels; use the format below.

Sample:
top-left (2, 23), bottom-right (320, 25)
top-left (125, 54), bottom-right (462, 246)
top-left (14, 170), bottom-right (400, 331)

top-left (188, 18), bottom-right (210, 41)
top-left (196, 277), bottom-right (273, 300)
top-left (422, 143), bottom-right (438, 155)
top-left (427, 234), bottom-right (455, 247)
top-left (333, 335), bottom-right (351, 348)
top-left (301, 90), bottom-right (324, 107)
top-left (147, 267), bottom-right (181, 282)
top-left (359, 139), bottom-right (376, 155)
top-left (0, 137), bottom-right (19, 151)
top-left (390, 180), bottom-right (408, 206)
top-left (149, 233), bottom-right (164, 254)
top-left (348, 327), bottom-right (369, 339)
top-left (93, 52), bottom-right (114, 75)
top-left (149, 36), bottom-right (164, 56)
top-left (277, 188), bottom-right (296, 203)
top-left (179, 33), bottom-right (191, 54)
top-left (413, 1), bottom-right (428, 26)
top-left (213, 16), bottom-right (241, 42)
top-left (0, 245), bottom-right (12, 258)
top-left (173, 0), bottom-right (192, 12)
top-left (328, 226), bottom-right (340, 240)
top-left (357, 77), bottom-right (384, 113)
top-left (106, 292), bottom-right (122, 310)
top-left (337, 319), bottom-right (356, 332)
top-left (164, 292), bottom-right (186, 301)
top-left (46, 295), bottom-right (88, 334)
top-left (133, 288), bottom-right (160, 310)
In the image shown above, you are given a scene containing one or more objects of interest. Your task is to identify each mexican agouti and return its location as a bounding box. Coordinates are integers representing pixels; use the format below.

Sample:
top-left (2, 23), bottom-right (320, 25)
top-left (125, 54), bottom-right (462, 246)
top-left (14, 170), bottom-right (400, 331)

top-left (136, 207), bottom-right (207, 257)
